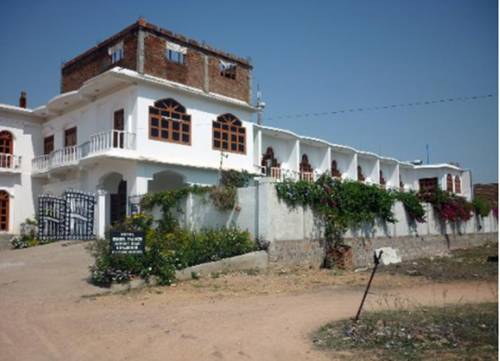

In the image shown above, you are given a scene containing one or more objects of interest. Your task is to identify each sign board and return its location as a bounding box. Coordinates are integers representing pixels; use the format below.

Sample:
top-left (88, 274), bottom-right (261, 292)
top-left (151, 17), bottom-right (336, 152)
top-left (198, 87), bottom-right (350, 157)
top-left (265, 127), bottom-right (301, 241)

top-left (110, 232), bottom-right (145, 255)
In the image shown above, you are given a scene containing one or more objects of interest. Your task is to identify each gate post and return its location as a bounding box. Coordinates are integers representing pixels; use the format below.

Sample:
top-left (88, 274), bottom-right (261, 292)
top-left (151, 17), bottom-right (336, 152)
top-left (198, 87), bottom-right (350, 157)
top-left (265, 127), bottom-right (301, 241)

top-left (95, 189), bottom-right (107, 239)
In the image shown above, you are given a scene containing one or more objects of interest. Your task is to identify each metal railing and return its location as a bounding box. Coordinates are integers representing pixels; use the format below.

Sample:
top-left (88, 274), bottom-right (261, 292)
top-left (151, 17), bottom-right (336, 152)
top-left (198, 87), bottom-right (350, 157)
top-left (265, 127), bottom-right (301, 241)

top-left (32, 130), bottom-right (136, 173)
top-left (0, 153), bottom-right (22, 170)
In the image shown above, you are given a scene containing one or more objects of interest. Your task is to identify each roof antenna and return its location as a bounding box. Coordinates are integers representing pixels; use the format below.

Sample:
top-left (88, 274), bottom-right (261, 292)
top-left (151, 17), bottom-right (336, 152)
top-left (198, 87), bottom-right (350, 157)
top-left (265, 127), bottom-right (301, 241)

top-left (256, 84), bottom-right (266, 125)
top-left (426, 144), bottom-right (430, 164)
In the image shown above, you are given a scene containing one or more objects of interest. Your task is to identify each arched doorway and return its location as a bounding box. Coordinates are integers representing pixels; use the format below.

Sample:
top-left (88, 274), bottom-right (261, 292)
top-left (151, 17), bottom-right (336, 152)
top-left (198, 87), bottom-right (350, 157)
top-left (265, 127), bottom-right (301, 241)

top-left (261, 147), bottom-right (280, 178)
top-left (0, 190), bottom-right (9, 231)
top-left (99, 172), bottom-right (127, 226)
top-left (0, 131), bottom-right (13, 168)
top-left (110, 180), bottom-right (127, 225)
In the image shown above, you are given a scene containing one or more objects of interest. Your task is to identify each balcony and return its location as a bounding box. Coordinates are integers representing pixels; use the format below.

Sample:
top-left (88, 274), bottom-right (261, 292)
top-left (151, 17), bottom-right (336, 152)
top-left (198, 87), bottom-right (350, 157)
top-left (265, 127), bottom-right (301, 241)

top-left (259, 166), bottom-right (321, 183)
top-left (32, 130), bottom-right (136, 174)
top-left (0, 154), bottom-right (22, 173)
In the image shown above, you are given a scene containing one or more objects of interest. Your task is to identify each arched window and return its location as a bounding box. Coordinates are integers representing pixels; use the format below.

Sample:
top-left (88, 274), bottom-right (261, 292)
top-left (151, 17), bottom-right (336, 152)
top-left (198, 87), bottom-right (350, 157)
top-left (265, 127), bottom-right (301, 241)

top-left (0, 131), bottom-right (13, 168)
top-left (300, 154), bottom-right (313, 173)
top-left (399, 175), bottom-right (404, 190)
top-left (0, 190), bottom-right (9, 231)
top-left (261, 147), bottom-right (280, 175)
top-left (454, 175), bottom-right (461, 194)
top-left (149, 98), bottom-right (191, 145)
top-left (212, 113), bottom-right (246, 154)
top-left (357, 165), bottom-right (365, 182)
top-left (331, 160), bottom-right (341, 178)
top-left (446, 174), bottom-right (453, 192)
top-left (379, 170), bottom-right (386, 187)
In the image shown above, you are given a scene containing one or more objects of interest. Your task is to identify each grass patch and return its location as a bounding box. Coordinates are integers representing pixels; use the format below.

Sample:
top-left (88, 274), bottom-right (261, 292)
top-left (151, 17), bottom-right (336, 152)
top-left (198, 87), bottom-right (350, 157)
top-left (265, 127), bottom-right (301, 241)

top-left (313, 303), bottom-right (498, 361)
top-left (381, 243), bottom-right (498, 282)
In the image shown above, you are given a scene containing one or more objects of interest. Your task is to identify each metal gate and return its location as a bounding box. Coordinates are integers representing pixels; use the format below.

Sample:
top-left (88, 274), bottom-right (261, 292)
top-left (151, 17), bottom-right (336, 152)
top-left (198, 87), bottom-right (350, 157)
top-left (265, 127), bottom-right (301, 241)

top-left (38, 190), bottom-right (96, 241)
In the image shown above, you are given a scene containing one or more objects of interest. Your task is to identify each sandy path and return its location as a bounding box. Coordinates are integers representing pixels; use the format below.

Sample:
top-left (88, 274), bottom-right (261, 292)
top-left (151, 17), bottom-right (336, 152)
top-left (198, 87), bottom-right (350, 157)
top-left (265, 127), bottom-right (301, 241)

top-left (0, 242), bottom-right (497, 361)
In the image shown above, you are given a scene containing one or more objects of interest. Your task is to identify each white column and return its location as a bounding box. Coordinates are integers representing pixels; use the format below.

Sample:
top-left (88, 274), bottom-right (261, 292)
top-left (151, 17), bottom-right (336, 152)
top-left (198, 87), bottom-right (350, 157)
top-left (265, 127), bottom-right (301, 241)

top-left (374, 159), bottom-right (381, 184)
top-left (95, 189), bottom-right (107, 239)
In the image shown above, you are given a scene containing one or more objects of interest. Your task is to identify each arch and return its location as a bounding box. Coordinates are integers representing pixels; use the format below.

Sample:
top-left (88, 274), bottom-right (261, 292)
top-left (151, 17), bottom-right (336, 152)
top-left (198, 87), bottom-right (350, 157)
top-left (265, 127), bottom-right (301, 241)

top-left (212, 113), bottom-right (246, 154)
top-left (399, 175), bottom-right (404, 190)
top-left (446, 174), bottom-right (453, 192)
top-left (331, 160), bottom-right (341, 178)
top-left (379, 170), bottom-right (386, 186)
top-left (0, 190), bottom-right (9, 231)
top-left (454, 175), bottom-right (461, 194)
top-left (0, 131), bottom-right (13, 154)
top-left (357, 165), bottom-right (365, 182)
top-left (149, 98), bottom-right (191, 145)
top-left (261, 147), bottom-right (281, 178)
top-left (300, 154), bottom-right (313, 173)
top-left (99, 172), bottom-right (127, 225)
top-left (153, 98), bottom-right (186, 113)
top-left (148, 170), bottom-right (186, 193)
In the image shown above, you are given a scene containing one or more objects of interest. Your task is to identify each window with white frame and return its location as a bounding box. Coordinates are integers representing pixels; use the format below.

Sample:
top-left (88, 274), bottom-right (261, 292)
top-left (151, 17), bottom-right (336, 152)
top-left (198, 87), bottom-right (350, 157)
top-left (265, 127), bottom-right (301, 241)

top-left (166, 41), bottom-right (187, 64)
top-left (108, 42), bottom-right (124, 64)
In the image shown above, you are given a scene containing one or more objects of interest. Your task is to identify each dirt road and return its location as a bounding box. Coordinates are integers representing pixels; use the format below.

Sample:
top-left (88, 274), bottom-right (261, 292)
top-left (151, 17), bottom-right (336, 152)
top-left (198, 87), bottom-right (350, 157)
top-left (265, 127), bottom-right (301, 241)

top-left (0, 242), bottom-right (497, 361)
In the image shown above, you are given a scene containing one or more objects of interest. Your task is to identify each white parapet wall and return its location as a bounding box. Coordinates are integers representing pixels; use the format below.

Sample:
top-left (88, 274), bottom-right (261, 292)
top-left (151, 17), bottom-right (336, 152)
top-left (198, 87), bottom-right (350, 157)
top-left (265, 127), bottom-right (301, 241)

top-left (166, 178), bottom-right (498, 268)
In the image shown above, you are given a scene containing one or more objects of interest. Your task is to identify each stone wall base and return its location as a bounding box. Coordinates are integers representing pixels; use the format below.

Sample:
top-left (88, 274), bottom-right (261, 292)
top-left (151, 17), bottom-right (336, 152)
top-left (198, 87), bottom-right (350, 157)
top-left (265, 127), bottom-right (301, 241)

top-left (268, 232), bottom-right (498, 269)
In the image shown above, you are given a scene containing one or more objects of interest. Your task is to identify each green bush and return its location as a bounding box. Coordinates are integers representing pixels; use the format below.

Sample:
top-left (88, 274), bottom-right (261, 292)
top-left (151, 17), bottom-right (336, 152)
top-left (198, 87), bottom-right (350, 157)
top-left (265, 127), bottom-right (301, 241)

top-left (472, 197), bottom-right (492, 218)
top-left (395, 191), bottom-right (426, 223)
top-left (89, 224), bottom-right (255, 287)
top-left (275, 175), bottom-right (397, 245)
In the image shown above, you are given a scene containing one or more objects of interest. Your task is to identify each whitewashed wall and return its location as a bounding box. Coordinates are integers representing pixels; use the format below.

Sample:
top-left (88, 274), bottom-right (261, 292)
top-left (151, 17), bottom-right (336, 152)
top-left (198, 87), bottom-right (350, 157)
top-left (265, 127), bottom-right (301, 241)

top-left (0, 110), bottom-right (43, 233)
top-left (135, 85), bottom-right (255, 173)
top-left (41, 87), bottom-right (137, 152)
top-left (170, 179), bottom-right (498, 243)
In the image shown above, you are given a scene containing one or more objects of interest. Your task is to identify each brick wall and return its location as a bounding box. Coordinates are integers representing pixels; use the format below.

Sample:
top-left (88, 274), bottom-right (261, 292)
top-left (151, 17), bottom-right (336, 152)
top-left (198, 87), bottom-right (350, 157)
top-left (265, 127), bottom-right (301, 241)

top-left (143, 33), bottom-right (205, 90)
top-left (208, 57), bottom-right (251, 103)
top-left (60, 21), bottom-right (252, 103)
top-left (61, 32), bottom-right (137, 93)
top-left (474, 183), bottom-right (498, 207)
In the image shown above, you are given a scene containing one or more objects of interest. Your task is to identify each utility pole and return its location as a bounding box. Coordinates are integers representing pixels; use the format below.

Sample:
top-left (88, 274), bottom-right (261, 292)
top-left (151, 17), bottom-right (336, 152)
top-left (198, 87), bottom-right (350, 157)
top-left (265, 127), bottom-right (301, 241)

top-left (256, 84), bottom-right (266, 125)
top-left (426, 144), bottom-right (430, 164)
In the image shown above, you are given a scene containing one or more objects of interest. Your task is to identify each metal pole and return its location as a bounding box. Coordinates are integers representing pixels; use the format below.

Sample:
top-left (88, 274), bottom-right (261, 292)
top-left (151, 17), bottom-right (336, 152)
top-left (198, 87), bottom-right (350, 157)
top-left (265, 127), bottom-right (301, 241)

top-left (354, 250), bottom-right (383, 322)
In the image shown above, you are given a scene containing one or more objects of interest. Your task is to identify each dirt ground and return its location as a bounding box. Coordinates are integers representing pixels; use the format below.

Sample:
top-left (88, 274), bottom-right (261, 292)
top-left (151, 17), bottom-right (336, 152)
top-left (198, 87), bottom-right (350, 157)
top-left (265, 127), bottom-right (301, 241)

top-left (0, 242), bottom-right (497, 361)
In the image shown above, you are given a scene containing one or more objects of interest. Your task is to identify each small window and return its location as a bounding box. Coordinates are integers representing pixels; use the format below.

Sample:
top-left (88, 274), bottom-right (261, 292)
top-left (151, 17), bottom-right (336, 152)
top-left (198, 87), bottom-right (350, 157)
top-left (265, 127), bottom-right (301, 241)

top-left (167, 50), bottom-right (185, 64)
top-left (108, 42), bottom-right (124, 64)
top-left (166, 42), bottom-right (187, 65)
top-left (219, 60), bottom-right (236, 79)
top-left (44, 135), bottom-right (54, 155)
top-left (64, 127), bottom-right (77, 147)
top-left (419, 177), bottom-right (438, 193)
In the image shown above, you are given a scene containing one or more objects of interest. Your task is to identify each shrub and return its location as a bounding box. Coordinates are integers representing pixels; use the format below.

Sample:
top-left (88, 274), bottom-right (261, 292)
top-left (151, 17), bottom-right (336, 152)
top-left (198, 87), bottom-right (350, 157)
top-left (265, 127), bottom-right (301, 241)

top-left (275, 175), bottom-right (397, 245)
top-left (210, 186), bottom-right (238, 210)
top-left (418, 189), bottom-right (473, 223)
top-left (395, 191), bottom-right (426, 223)
top-left (89, 223), bottom-right (255, 287)
top-left (220, 169), bottom-right (252, 188)
top-left (472, 197), bottom-right (492, 218)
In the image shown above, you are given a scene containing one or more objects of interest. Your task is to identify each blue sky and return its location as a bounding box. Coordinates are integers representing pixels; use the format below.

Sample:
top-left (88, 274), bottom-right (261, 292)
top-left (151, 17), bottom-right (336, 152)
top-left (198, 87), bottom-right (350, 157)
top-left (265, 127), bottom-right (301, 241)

top-left (0, 0), bottom-right (497, 182)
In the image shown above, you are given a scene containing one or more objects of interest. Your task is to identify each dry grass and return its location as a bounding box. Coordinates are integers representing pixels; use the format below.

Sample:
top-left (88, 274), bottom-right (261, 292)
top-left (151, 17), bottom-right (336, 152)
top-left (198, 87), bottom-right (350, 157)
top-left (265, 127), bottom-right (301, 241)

top-left (381, 243), bottom-right (498, 282)
top-left (313, 303), bottom-right (498, 361)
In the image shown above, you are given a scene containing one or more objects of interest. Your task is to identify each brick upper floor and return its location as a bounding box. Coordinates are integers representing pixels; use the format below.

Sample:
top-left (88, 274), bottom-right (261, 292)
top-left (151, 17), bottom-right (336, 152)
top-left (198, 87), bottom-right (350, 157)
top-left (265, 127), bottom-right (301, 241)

top-left (60, 19), bottom-right (252, 103)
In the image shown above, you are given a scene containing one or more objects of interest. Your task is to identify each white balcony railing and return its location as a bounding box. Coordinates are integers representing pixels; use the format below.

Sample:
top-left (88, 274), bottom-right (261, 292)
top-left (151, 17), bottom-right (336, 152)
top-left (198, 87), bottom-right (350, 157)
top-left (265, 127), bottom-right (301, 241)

top-left (32, 130), bottom-right (136, 173)
top-left (0, 153), bottom-right (22, 171)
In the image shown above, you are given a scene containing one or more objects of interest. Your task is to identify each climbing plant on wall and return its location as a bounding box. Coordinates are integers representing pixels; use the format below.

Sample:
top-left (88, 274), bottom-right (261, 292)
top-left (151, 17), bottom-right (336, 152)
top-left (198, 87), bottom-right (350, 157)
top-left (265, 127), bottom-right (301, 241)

top-left (275, 174), bottom-right (397, 246)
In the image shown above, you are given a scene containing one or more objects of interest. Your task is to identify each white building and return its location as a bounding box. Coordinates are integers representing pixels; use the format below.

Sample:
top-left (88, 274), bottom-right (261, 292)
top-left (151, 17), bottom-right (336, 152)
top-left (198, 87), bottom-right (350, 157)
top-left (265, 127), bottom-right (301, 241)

top-left (0, 20), bottom-right (472, 235)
